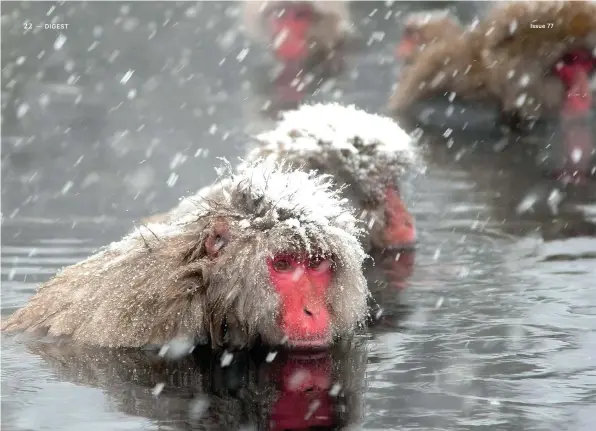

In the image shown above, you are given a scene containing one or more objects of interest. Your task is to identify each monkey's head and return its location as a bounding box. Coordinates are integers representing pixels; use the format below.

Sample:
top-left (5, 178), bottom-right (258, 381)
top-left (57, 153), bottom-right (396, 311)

top-left (243, 103), bottom-right (421, 252)
top-left (258, 1), bottom-right (347, 63)
top-left (180, 160), bottom-right (369, 351)
top-left (396, 10), bottom-right (463, 61)
top-left (479, 1), bottom-right (596, 178)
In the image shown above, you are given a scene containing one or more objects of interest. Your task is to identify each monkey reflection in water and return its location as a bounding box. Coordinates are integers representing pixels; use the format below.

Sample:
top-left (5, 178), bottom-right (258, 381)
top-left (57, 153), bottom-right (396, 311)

top-left (24, 339), bottom-right (368, 430)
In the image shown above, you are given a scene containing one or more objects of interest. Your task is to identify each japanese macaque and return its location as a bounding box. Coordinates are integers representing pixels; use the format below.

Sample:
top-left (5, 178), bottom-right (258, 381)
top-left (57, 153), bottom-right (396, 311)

top-left (395, 9), bottom-right (465, 63)
top-left (388, 26), bottom-right (492, 114)
top-left (152, 103), bottom-right (419, 253)
top-left (242, 103), bottom-right (420, 294)
top-left (478, 1), bottom-right (596, 126)
top-left (242, 103), bottom-right (419, 252)
top-left (389, 1), bottom-right (596, 132)
top-left (242, 0), bottom-right (351, 72)
top-left (1, 160), bottom-right (370, 351)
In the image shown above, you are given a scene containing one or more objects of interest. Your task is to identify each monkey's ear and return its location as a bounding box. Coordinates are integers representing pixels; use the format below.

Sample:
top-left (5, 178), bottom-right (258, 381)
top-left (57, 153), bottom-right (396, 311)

top-left (204, 221), bottom-right (231, 259)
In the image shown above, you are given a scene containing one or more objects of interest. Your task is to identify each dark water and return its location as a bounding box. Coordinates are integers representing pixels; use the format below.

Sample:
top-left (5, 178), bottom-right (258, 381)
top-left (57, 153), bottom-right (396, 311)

top-left (2, 2), bottom-right (596, 430)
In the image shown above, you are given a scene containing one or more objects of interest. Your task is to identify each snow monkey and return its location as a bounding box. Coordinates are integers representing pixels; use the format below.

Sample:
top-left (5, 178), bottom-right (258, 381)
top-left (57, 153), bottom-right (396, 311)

top-left (1, 160), bottom-right (370, 351)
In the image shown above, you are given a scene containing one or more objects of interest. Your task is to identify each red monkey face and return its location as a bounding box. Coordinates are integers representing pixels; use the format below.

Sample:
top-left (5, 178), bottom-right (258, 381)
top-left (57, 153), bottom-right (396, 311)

top-left (268, 253), bottom-right (334, 349)
top-left (383, 186), bottom-right (417, 248)
top-left (268, 4), bottom-right (314, 61)
top-left (395, 28), bottom-right (420, 61)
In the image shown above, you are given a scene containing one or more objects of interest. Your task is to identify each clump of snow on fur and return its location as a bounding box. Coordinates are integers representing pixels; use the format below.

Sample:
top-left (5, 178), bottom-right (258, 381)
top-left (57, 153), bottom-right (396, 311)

top-left (252, 103), bottom-right (418, 168)
top-left (80, 159), bottom-right (363, 268)
top-left (163, 180), bottom-right (233, 225)
top-left (230, 159), bottom-right (362, 238)
top-left (405, 9), bottom-right (459, 27)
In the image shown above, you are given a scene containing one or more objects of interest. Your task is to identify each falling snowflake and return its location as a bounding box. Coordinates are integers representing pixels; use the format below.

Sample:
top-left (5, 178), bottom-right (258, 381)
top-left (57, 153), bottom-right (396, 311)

top-left (152, 383), bottom-right (165, 397)
top-left (570, 148), bottom-right (583, 164)
top-left (514, 93), bottom-right (527, 107)
top-left (220, 350), bottom-right (234, 367)
top-left (120, 69), bottom-right (135, 84)
top-left (516, 193), bottom-right (538, 214)
top-left (53, 33), bottom-right (67, 50)
top-left (329, 383), bottom-right (342, 397)
top-left (16, 103), bottom-right (29, 118)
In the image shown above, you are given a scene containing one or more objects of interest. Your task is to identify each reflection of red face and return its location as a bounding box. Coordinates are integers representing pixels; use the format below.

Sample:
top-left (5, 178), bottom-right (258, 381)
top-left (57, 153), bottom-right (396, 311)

top-left (549, 49), bottom-right (595, 183)
top-left (269, 5), bottom-right (314, 61)
top-left (269, 354), bottom-right (335, 431)
top-left (552, 49), bottom-right (595, 115)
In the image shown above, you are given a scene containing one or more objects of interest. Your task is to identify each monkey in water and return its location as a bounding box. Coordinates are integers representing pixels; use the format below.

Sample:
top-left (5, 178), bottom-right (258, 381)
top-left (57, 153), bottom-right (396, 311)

top-left (478, 0), bottom-right (596, 127)
top-left (387, 19), bottom-right (491, 114)
top-left (389, 1), bottom-right (596, 131)
top-left (149, 103), bottom-right (420, 291)
top-left (394, 9), bottom-right (465, 64)
top-left (1, 160), bottom-right (370, 351)
top-left (242, 0), bottom-right (351, 74)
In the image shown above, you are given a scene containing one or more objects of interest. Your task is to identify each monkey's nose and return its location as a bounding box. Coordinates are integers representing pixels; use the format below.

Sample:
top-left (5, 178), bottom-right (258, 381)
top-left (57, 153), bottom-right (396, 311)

top-left (303, 307), bottom-right (313, 316)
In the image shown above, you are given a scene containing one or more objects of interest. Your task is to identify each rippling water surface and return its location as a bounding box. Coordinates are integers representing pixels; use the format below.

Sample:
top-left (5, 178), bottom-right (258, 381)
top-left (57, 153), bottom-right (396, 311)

top-left (2, 2), bottom-right (596, 430)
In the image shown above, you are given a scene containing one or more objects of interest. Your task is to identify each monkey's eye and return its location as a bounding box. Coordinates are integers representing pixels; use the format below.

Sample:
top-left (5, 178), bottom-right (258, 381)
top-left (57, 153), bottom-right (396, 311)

top-left (308, 256), bottom-right (333, 273)
top-left (273, 258), bottom-right (294, 273)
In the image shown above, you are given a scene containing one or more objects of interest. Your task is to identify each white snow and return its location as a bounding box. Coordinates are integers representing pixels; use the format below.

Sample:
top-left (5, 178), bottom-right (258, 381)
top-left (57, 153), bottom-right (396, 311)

top-left (514, 93), bottom-right (527, 108)
top-left (231, 159), bottom-right (361, 236)
top-left (53, 33), bottom-right (67, 51)
top-left (253, 103), bottom-right (417, 164)
top-left (120, 69), bottom-right (135, 84)
top-left (519, 74), bottom-right (530, 87)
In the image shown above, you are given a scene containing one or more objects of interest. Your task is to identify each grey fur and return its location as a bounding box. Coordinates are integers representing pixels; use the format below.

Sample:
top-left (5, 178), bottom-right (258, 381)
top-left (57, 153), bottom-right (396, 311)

top-left (145, 103), bottom-right (419, 253)
top-left (2, 160), bottom-right (369, 350)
